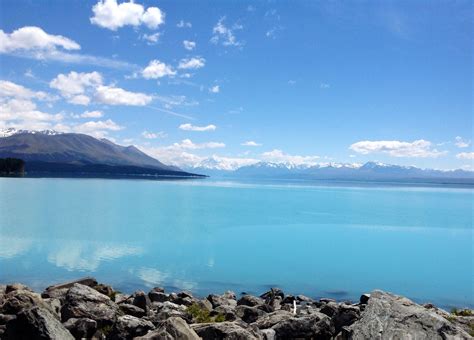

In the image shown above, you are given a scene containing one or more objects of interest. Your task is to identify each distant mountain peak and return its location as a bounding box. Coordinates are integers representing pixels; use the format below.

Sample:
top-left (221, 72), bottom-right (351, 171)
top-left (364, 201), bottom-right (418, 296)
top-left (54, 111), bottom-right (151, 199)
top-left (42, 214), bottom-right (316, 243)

top-left (0, 128), bottom-right (63, 138)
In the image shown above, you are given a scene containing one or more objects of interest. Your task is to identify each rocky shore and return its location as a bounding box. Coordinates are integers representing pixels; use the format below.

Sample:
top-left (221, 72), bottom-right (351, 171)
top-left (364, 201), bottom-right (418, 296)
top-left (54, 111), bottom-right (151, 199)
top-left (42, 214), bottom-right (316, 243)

top-left (0, 277), bottom-right (472, 339)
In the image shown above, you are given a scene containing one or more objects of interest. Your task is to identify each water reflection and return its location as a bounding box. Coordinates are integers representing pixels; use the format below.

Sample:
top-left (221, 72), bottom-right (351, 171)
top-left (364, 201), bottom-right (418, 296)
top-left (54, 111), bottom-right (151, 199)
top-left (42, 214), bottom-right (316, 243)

top-left (47, 241), bottom-right (143, 271)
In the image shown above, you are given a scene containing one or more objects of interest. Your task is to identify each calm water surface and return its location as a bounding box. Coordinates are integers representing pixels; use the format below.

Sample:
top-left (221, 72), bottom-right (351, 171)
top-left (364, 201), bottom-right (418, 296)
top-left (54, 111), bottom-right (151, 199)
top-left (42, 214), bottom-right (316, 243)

top-left (0, 177), bottom-right (472, 308)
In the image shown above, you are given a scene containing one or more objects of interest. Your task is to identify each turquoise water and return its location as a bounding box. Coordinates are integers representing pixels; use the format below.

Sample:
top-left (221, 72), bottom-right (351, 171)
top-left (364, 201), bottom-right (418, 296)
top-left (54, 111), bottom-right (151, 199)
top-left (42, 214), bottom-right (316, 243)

top-left (0, 177), bottom-right (472, 308)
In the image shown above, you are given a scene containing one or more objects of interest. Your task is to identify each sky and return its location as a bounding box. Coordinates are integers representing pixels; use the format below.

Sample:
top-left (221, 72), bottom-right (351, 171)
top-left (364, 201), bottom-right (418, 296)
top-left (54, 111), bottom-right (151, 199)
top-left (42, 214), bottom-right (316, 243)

top-left (0, 0), bottom-right (472, 170)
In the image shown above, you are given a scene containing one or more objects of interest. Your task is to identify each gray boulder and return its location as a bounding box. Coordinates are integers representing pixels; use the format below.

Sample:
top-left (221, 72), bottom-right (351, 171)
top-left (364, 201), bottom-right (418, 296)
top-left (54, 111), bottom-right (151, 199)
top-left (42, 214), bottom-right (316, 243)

top-left (251, 310), bottom-right (294, 329)
top-left (63, 317), bottom-right (97, 339)
top-left (60, 283), bottom-right (120, 326)
top-left (237, 295), bottom-right (265, 307)
top-left (4, 306), bottom-right (74, 340)
top-left (112, 314), bottom-right (155, 339)
top-left (346, 290), bottom-right (472, 339)
top-left (119, 303), bottom-right (146, 317)
top-left (192, 321), bottom-right (263, 339)
top-left (235, 305), bottom-right (266, 323)
top-left (271, 312), bottom-right (334, 339)
top-left (136, 316), bottom-right (200, 339)
top-left (208, 291), bottom-right (237, 309)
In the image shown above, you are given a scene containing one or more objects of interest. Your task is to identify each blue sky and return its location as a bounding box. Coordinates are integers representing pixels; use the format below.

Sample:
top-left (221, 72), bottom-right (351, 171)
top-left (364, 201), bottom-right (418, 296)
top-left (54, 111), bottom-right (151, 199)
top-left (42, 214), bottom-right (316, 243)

top-left (0, 0), bottom-right (472, 170)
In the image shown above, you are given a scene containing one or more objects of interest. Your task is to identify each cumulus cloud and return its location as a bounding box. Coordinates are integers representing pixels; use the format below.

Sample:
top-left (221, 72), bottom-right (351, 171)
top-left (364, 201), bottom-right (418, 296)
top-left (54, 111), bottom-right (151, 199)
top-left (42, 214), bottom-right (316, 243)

top-left (242, 141), bottom-right (261, 147)
top-left (74, 119), bottom-right (123, 134)
top-left (90, 0), bottom-right (165, 31)
top-left (349, 139), bottom-right (447, 158)
top-left (141, 60), bottom-right (176, 79)
top-left (179, 123), bottom-right (216, 132)
top-left (209, 85), bottom-right (220, 93)
top-left (95, 85), bottom-right (152, 106)
top-left (183, 40), bottom-right (196, 50)
top-left (261, 149), bottom-right (320, 165)
top-left (211, 17), bottom-right (243, 47)
top-left (0, 80), bottom-right (51, 101)
top-left (0, 26), bottom-right (80, 53)
top-left (456, 152), bottom-right (474, 160)
top-left (0, 98), bottom-right (62, 123)
top-left (178, 57), bottom-right (205, 70)
top-left (50, 71), bottom-right (103, 103)
top-left (81, 110), bottom-right (103, 118)
top-left (142, 130), bottom-right (166, 139)
top-left (455, 136), bottom-right (470, 148)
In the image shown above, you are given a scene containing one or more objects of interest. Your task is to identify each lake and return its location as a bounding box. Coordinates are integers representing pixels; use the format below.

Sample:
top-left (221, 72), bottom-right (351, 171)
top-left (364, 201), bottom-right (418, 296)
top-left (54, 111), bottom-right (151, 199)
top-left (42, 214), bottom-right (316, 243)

top-left (0, 177), bottom-right (472, 309)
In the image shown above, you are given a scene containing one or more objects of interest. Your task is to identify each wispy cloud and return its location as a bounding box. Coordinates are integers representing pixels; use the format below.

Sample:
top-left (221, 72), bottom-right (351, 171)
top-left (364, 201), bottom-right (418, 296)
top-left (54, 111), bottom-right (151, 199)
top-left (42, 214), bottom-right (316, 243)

top-left (211, 17), bottom-right (244, 47)
top-left (242, 141), bottom-right (262, 147)
top-left (179, 123), bottom-right (216, 132)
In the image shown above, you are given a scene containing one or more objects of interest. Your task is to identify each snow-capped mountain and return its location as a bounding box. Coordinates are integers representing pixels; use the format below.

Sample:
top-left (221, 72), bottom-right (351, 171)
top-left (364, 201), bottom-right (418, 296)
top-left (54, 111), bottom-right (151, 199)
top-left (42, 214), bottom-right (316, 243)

top-left (184, 158), bottom-right (473, 183)
top-left (0, 128), bottom-right (63, 138)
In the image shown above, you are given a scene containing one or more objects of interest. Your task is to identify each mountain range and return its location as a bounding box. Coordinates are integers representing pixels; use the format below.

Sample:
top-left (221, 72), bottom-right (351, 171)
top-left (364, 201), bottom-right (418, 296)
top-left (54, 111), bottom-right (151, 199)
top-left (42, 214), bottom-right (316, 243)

top-left (185, 158), bottom-right (474, 184)
top-left (1, 129), bottom-right (472, 184)
top-left (0, 129), bottom-right (201, 178)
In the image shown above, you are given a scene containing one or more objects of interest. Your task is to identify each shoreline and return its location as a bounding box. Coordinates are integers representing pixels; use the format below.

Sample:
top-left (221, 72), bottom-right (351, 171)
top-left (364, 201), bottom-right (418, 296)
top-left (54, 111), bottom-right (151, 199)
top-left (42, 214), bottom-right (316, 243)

top-left (1, 277), bottom-right (472, 339)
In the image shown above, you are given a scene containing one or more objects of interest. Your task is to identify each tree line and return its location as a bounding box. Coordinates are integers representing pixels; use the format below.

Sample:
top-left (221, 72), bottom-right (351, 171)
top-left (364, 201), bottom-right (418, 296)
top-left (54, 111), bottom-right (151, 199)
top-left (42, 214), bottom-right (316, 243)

top-left (0, 158), bottom-right (25, 175)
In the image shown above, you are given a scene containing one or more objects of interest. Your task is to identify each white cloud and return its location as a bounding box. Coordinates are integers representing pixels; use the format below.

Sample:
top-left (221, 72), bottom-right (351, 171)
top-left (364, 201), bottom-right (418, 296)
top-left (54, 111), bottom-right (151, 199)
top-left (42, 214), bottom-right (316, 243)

top-left (90, 0), bottom-right (164, 31)
top-left (95, 85), bottom-right (152, 106)
top-left (0, 26), bottom-right (80, 53)
top-left (242, 141), bottom-right (262, 147)
top-left (183, 40), bottom-right (196, 50)
top-left (179, 123), bottom-right (216, 132)
top-left (174, 139), bottom-right (224, 149)
top-left (349, 140), bottom-right (447, 158)
top-left (456, 152), bottom-right (474, 160)
top-left (455, 136), bottom-right (470, 148)
top-left (142, 32), bottom-right (161, 44)
top-left (81, 110), bottom-right (103, 118)
top-left (177, 20), bottom-right (192, 28)
top-left (50, 71), bottom-right (103, 100)
top-left (178, 57), bottom-right (205, 70)
top-left (261, 149), bottom-right (320, 165)
top-left (141, 59), bottom-right (176, 79)
top-left (74, 119), bottom-right (122, 134)
top-left (211, 17), bottom-right (243, 47)
top-left (320, 83), bottom-right (330, 89)
top-left (69, 95), bottom-right (91, 105)
top-left (0, 98), bottom-right (62, 123)
top-left (0, 26), bottom-right (134, 70)
top-left (142, 130), bottom-right (166, 139)
top-left (209, 85), bottom-right (220, 93)
top-left (0, 80), bottom-right (50, 100)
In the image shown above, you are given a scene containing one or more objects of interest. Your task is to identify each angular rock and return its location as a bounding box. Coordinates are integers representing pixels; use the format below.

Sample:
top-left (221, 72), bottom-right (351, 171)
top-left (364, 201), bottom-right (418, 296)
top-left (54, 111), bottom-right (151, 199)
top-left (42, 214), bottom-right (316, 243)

top-left (346, 290), bottom-right (471, 340)
top-left (271, 312), bottom-right (334, 339)
top-left (207, 292), bottom-right (237, 309)
top-left (119, 303), bottom-right (146, 318)
top-left (149, 291), bottom-right (169, 303)
top-left (212, 305), bottom-right (237, 322)
top-left (63, 317), bottom-right (97, 339)
top-left (5, 284), bottom-right (34, 294)
top-left (111, 314), bottom-right (154, 339)
top-left (93, 283), bottom-right (115, 299)
top-left (235, 305), bottom-right (266, 323)
top-left (136, 316), bottom-right (200, 339)
top-left (320, 301), bottom-right (339, 317)
top-left (251, 310), bottom-right (293, 329)
top-left (44, 277), bottom-right (97, 294)
top-left (1, 289), bottom-right (51, 315)
top-left (332, 304), bottom-right (360, 334)
top-left (359, 293), bottom-right (370, 305)
top-left (4, 306), bottom-right (74, 340)
top-left (238, 295), bottom-right (265, 307)
top-left (60, 283), bottom-right (120, 326)
top-left (261, 328), bottom-right (276, 340)
top-left (260, 288), bottom-right (284, 301)
top-left (133, 290), bottom-right (151, 312)
top-left (192, 321), bottom-right (263, 339)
